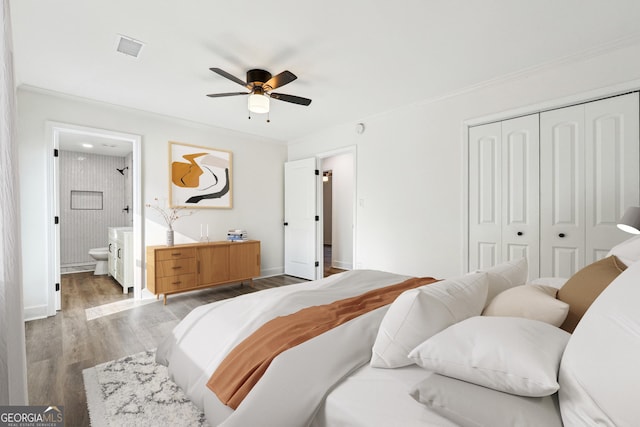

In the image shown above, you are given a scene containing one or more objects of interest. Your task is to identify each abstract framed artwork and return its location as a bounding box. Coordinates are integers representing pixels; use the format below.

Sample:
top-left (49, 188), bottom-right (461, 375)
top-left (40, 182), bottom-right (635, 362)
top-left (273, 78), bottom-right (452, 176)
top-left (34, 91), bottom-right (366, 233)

top-left (169, 141), bottom-right (233, 209)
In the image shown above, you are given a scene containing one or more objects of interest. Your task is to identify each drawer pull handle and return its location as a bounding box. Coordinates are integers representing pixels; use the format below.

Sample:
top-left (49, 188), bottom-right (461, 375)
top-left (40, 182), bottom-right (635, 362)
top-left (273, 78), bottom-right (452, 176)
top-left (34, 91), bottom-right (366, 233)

top-left (171, 266), bottom-right (182, 270)
top-left (171, 252), bottom-right (182, 256)
top-left (172, 281), bottom-right (181, 285)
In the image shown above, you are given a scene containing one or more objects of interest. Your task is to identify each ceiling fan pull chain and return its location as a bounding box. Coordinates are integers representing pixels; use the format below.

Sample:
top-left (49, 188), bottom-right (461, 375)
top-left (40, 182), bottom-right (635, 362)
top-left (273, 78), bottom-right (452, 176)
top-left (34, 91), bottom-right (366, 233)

top-left (267, 111), bottom-right (270, 123)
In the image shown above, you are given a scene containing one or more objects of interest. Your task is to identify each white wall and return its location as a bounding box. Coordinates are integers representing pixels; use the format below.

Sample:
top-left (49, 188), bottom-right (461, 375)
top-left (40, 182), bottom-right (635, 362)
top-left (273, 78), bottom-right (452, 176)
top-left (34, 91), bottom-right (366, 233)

top-left (289, 41), bottom-right (640, 279)
top-left (18, 88), bottom-right (287, 319)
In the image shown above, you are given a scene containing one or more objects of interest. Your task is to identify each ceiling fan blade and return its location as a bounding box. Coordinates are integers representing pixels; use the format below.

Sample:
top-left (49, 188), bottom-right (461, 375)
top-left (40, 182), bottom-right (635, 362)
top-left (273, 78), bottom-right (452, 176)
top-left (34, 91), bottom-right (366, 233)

top-left (210, 68), bottom-right (249, 88)
top-left (206, 92), bottom-right (249, 98)
top-left (265, 71), bottom-right (297, 90)
top-left (270, 92), bottom-right (312, 106)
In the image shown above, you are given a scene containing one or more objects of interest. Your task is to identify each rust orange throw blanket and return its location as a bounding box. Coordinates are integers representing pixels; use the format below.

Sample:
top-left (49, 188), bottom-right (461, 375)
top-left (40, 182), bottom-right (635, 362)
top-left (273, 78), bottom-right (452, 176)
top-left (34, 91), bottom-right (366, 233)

top-left (207, 276), bottom-right (438, 409)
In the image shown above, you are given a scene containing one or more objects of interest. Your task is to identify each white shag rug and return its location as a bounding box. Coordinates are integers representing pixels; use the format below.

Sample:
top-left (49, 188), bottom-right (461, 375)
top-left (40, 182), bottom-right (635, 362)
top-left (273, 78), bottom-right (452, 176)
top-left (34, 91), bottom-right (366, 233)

top-left (83, 349), bottom-right (209, 427)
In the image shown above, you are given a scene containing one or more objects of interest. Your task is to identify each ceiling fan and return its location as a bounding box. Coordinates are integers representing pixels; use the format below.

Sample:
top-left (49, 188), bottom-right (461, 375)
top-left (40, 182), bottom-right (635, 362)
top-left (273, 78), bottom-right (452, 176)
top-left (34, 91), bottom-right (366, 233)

top-left (207, 68), bottom-right (312, 120)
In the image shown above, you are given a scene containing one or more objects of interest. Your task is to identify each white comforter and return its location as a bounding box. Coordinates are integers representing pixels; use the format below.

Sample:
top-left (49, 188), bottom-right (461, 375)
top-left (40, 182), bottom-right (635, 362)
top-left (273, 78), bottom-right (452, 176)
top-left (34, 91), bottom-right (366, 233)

top-left (156, 269), bottom-right (411, 427)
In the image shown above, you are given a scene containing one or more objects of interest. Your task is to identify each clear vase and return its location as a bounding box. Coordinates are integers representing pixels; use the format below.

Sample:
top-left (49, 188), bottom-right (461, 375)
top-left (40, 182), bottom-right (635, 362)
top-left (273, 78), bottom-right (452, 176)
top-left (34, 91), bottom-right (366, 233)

top-left (166, 229), bottom-right (174, 246)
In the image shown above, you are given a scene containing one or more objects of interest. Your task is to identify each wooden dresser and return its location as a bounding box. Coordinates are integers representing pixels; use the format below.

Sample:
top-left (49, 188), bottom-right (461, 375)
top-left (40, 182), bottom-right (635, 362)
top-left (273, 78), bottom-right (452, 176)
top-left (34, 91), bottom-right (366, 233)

top-left (146, 240), bottom-right (260, 304)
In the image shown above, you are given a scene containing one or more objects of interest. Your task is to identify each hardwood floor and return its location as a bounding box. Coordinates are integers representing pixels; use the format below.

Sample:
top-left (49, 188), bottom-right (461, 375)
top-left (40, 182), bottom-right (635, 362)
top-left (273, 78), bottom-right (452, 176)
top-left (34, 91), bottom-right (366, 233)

top-left (324, 244), bottom-right (347, 277)
top-left (25, 272), bottom-right (306, 426)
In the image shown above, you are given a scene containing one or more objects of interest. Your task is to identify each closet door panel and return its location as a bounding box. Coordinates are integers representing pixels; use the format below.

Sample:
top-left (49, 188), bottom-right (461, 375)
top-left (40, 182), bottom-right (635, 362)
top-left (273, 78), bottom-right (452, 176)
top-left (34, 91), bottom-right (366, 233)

top-left (585, 92), bottom-right (640, 262)
top-left (540, 105), bottom-right (585, 277)
top-left (552, 247), bottom-right (580, 279)
top-left (502, 114), bottom-right (539, 277)
top-left (477, 242), bottom-right (499, 270)
top-left (469, 122), bottom-right (502, 271)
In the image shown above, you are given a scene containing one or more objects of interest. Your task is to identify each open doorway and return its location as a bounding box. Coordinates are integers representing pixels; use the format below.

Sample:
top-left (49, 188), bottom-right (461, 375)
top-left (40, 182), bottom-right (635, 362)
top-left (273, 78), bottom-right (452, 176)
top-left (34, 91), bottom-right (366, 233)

top-left (47, 122), bottom-right (143, 314)
top-left (319, 149), bottom-right (355, 277)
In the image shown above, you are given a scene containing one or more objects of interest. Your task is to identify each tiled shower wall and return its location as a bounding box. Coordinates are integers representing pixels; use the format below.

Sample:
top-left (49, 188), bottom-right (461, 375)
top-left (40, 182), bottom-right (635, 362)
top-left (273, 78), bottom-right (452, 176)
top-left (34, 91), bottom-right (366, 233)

top-left (59, 150), bottom-right (132, 270)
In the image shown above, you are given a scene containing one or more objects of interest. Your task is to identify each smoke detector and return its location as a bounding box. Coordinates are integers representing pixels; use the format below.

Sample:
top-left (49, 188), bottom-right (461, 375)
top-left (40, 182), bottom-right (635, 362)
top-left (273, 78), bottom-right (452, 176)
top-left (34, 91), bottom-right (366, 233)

top-left (116, 35), bottom-right (144, 58)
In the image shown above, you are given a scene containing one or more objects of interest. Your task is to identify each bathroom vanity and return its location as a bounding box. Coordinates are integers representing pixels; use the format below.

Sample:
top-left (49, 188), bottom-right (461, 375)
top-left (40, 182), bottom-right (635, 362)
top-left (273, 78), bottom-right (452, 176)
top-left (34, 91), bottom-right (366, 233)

top-left (108, 226), bottom-right (133, 293)
top-left (146, 240), bottom-right (261, 304)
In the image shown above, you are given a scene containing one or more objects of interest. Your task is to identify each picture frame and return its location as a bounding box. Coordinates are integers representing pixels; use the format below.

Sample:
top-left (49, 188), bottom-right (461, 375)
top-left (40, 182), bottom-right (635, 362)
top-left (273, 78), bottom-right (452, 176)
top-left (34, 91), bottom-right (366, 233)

top-left (169, 141), bottom-right (233, 209)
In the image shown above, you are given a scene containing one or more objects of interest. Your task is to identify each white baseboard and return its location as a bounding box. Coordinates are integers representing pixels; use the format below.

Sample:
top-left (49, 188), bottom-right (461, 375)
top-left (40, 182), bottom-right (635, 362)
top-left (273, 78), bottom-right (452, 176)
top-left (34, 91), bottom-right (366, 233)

top-left (259, 266), bottom-right (285, 278)
top-left (333, 260), bottom-right (353, 270)
top-left (24, 304), bottom-right (51, 322)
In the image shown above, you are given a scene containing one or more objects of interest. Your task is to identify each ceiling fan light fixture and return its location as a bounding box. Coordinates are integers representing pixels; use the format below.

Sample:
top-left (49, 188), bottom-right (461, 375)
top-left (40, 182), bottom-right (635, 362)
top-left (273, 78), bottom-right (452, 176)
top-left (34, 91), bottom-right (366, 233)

top-left (248, 93), bottom-right (270, 114)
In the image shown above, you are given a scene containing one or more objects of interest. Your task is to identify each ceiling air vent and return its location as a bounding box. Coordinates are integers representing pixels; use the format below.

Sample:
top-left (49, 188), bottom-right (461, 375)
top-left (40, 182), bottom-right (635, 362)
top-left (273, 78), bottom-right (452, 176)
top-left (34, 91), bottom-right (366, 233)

top-left (116, 35), bottom-right (144, 58)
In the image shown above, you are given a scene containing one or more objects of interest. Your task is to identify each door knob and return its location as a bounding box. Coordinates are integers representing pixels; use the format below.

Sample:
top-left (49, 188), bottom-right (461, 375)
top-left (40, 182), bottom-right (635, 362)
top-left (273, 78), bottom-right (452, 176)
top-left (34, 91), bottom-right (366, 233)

top-left (559, 233), bottom-right (566, 238)
top-left (517, 231), bottom-right (523, 236)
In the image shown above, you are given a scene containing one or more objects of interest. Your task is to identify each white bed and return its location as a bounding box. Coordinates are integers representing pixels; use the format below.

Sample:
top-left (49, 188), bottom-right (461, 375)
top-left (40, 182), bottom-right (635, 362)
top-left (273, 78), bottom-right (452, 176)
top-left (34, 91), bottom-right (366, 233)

top-left (311, 364), bottom-right (456, 427)
top-left (156, 237), bottom-right (640, 427)
top-left (156, 269), bottom-right (423, 426)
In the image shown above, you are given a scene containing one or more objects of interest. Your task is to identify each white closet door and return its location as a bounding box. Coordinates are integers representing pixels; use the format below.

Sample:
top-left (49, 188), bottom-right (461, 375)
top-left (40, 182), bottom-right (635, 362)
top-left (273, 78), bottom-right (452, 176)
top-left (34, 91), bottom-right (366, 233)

top-left (502, 114), bottom-right (540, 277)
top-left (468, 122), bottom-right (502, 271)
top-left (585, 92), bottom-right (640, 262)
top-left (540, 105), bottom-right (585, 278)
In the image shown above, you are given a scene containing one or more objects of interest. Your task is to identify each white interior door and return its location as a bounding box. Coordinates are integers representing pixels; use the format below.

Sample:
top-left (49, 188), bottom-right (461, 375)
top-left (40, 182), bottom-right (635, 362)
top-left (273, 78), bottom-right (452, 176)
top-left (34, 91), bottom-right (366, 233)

top-left (53, 134), bottom-right (61, 310)
top-left (284, 158), bottom-right (318, 280)
top-left (468, 122), bottom-right (502, 271)
top-left (501, 114), bottom-right (540, 277)
top-left (540, 104), bottom-right (585, 278)
top-left (585, 92), bottom-right (640, 262)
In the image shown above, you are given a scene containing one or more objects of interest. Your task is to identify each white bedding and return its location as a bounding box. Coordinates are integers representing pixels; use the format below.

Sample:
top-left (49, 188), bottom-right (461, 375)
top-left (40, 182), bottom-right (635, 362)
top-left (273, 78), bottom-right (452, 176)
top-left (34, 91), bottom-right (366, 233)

top-left (311, 364), bottom-right (456, 427)
top-left (156, 269), bottom-right (416, 426)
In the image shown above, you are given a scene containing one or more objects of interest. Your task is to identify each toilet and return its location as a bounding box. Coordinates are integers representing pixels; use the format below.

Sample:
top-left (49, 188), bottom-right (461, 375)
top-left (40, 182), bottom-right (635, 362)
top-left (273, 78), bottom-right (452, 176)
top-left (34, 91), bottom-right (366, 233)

top-left (88, 247), bottom-right (109, 275)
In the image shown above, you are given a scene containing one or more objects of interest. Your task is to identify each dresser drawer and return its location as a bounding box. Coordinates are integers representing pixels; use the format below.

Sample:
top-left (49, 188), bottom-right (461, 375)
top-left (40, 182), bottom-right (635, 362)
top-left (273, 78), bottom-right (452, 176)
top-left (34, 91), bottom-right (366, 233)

top-left (156, 273), bottom-right (196, 292)
top-left (156, 258), bottom-right (196, 277)
top-left (156, 247), bottom-right (196, 261)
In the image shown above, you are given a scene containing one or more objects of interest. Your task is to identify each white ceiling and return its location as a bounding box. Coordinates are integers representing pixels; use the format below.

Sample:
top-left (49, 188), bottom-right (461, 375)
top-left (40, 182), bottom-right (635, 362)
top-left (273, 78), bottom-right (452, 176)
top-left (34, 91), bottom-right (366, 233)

top-left (10, 0), bottom-right (640, 143)
top-left (58, 132), bottom-right (132, 157)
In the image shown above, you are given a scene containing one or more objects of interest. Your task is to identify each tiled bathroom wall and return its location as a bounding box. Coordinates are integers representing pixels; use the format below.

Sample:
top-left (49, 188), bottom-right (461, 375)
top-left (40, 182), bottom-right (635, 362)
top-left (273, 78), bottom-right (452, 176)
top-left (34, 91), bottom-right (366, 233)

top-left (59, 150), bottom-right (132, 272)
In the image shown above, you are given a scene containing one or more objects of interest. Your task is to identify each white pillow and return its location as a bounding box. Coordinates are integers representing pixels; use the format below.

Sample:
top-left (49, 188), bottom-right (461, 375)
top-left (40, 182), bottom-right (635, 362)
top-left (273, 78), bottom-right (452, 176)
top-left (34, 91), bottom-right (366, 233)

top-left (410, 373), bottom-right (563, 427)
top-left (409, 316), bottom-right (570, 397)
top-left (477, 257), bottom-right (529, 307)
top-left (370, 273), bottom-right (488, 368)
top-left (559, 256), bottom-right (640, 426)
top-left (483, 284), bottom-right (570, 327)
top-left (606, 234), bottom-right (640, 267)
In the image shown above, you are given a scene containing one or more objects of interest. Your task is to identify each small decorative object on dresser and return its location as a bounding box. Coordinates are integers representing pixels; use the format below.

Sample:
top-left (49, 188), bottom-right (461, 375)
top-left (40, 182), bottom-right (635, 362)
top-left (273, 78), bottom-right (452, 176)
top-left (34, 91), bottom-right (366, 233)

top-left (146, 240), bottom-right (260, 304)
top-left (146, 197), bottom-right (193, 246)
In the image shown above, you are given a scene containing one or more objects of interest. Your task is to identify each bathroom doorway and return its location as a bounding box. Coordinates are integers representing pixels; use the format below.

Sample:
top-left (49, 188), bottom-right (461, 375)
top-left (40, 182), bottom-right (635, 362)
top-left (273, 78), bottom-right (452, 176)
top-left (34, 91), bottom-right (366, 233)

top-left (47, 122), bottom-right (142, 311)
top-left (317, 147), bottom-right (356, 277)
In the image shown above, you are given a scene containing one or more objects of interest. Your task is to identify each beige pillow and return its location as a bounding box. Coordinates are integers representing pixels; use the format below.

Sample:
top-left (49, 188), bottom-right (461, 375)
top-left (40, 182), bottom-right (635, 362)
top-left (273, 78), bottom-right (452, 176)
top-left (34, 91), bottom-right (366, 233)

top-left (483, 284), bottom-right (569, 327)
top-left (557, 255), bottom-right (626, 333)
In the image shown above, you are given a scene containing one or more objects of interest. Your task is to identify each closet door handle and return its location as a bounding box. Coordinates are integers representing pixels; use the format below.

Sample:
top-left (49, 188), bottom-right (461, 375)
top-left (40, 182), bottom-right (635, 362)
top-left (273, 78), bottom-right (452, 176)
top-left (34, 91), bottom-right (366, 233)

top-left (558, 233), bottom-right (566, 238)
